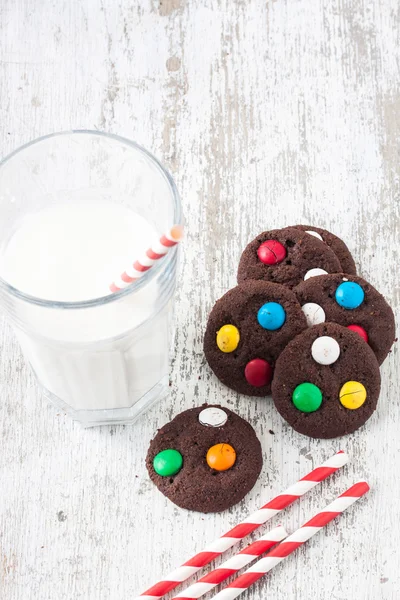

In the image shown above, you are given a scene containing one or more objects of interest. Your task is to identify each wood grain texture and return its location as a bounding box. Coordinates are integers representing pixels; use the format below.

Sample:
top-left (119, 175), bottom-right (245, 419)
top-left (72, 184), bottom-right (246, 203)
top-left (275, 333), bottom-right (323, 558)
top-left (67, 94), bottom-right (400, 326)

top-left (0, 0), bottom-right (399, 598)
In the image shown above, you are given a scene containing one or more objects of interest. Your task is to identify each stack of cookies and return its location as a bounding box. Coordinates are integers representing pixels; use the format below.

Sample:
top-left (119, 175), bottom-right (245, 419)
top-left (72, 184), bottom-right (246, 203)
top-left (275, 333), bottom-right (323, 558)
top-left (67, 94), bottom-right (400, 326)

top-left (204, 226), bottom-right (395, 439)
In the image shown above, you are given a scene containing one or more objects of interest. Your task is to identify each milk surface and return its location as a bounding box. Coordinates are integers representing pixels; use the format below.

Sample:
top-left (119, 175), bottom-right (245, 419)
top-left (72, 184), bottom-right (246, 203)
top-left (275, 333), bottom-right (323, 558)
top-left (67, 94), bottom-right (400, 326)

top-left (0, 200), bottom-right (172, 415)
top-left (0, 201), bottom-right (157, 302)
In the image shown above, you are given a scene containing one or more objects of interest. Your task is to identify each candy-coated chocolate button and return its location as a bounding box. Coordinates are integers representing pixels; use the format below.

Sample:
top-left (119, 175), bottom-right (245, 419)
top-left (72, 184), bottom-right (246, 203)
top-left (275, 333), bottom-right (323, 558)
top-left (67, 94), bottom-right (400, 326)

top-left (153, 449), bottom-right (183, 477)
top-left (292, 382), bottom-right (323, 413)
top-left (257, 240), bottom-right (287, 265)
top-left (245, 358), bottom-right (273, 387)
top-left (335, 281), bottom-right (364, 309)
top-left (304, 268), bottom-right (328, 280)
top-left (305, 230), bottom-right (323, 241)
top-left (199, 407), bottom-right (228, 428)
top-left (257, 302), bottom-right (286, 330)
top-left (206, 443), bottom-right (236, 471)
top-left (347, 324), bottom-right (369, 343)
top-left (216, 324), bottom-right (240, 353)
top-left (339, 381), bottom-right (367, 409)
top-left (302, 302), bottom-right (326, 327)
top-left (311, 336), bottom-right (340, 365)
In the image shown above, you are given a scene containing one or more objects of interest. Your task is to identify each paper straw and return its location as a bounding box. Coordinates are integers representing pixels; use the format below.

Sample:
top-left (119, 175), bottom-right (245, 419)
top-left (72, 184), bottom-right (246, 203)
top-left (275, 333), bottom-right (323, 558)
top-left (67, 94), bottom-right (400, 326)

top-left (171, 525), bottom-right (287, 600)
top-left (110, 224), bottom-right (183, 293)
top-left (135, 450), bottom-right (348, 600)
top-left (211, 481), bottom-right (370, 600)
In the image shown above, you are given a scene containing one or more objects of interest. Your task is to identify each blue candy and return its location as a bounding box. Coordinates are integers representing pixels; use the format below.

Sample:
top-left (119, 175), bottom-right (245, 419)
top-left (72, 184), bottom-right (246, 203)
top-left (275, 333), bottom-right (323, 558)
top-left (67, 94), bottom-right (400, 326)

top-left (335, 281), bottom-right (365, 310)
top-left (257, 302), bottom-right (286, 330)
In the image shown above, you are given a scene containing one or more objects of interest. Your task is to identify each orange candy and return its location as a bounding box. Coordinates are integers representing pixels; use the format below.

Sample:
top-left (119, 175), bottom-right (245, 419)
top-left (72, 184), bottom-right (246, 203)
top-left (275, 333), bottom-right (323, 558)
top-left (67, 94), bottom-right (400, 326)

top-left (206, 443), bottom-right (236, 471)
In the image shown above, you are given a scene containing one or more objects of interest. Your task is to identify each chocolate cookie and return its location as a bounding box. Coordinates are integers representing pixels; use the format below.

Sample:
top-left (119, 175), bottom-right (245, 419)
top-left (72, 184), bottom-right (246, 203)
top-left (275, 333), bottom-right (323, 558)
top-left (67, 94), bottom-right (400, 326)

top-left (146, 405), bottom-right (263, 513)
top-left (293, 225), bottom-right (357, 274)
top-left (271, 323), bottom-right (381, 439)
top-left (294, 273), bottom-right (395, 365)
top-left (237, 227), bottom-right (342, 289)
top-left (204, 281), bottom-right (307, 396)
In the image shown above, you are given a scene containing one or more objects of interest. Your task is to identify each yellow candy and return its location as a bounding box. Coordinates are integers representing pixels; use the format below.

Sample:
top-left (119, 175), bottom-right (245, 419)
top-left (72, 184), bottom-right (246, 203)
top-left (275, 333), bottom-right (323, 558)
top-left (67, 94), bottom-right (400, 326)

top-left (216, 324), bottom-right (240, 353)
top-left (339, 381), bottom-right (367, 410)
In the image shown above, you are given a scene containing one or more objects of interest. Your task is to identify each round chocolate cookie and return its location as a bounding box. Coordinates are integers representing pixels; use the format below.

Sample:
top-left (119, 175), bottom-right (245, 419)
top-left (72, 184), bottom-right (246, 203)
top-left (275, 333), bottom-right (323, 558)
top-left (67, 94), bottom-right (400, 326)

top-left (293, 225), bottom-right (357, 274)
top-left (237, 227), bottom-right (342, 289)
top-left (271, 323), bottom-right (381, 439)
top-left (294, 273), bottom-right (395, 365)
top-left (204, 280), bottom-right (307, 396)
top-left (146, 405), bottom-right (263, 513)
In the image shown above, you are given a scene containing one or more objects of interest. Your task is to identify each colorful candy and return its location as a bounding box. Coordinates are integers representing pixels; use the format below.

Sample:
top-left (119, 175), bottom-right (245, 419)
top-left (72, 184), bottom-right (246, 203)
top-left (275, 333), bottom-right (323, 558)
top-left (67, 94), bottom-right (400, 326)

top-left (335, 281), bottom-right (364, 309)
top-left (257, 302), bottom-right (286, 330)
top-left (302, 302), bottom-right (326, 327)
top-left (311, 336), bottom-right (340, 365)
top-left (153, 449), bottom-right (183, 477)
top-left (216, 324), bottom-right (240, 353)
top-left (347, 324), bottom-right (369, 343)
top-left (339, 381), bottom-right (367, 409)
top-left (304, 268), bottom-right (328, 280)
top-left (244, 358), bottom-right (273, 387)
top-left (206, 443), bottom-right (236, 471)
top-left (292, 382), bottom-right (323, 413)
top-left (257, 240), bottom-right (287, 265)
top-left (199, 407), bottom-right (228, 428)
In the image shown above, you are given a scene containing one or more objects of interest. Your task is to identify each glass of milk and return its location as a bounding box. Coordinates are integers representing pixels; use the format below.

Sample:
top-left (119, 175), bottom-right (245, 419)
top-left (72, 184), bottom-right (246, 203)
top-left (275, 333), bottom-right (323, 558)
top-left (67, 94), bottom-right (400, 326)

top-left (0, 131), bottom-right (182, 426)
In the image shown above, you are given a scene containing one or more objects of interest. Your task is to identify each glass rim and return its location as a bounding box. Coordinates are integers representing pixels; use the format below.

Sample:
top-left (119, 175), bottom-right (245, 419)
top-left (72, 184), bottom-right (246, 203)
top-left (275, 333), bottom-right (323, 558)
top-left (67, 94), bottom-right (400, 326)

top-left (0, 130), bottom-right (182, 310)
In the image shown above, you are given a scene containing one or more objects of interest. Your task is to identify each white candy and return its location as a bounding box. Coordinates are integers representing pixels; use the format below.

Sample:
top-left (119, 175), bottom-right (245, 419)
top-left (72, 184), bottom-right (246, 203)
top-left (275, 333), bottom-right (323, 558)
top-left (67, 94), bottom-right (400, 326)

top-left (311, 336), bottom-right (340, 365)
top-left (302, 303), bottom-right (326, 327)
top-left (199, 407), bottom-right (228, 428)
top-left (304, 268), bottom-right (328, 280)
top-left (305, 230), bottom-right (323, 242)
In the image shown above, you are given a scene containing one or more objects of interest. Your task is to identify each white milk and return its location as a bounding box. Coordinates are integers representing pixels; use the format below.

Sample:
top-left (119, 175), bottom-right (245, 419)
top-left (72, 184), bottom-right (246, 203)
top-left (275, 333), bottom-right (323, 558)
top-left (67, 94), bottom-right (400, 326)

top-left (0, 201), bottom-right (172, 417)
top-left (0, 201), bottom-right (157, 302)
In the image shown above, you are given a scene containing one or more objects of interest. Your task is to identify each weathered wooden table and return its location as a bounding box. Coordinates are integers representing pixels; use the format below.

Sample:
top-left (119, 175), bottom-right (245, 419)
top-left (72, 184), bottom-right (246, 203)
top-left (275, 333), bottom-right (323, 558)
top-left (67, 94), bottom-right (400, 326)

top-left (0, 1), bottom-right (399, 598)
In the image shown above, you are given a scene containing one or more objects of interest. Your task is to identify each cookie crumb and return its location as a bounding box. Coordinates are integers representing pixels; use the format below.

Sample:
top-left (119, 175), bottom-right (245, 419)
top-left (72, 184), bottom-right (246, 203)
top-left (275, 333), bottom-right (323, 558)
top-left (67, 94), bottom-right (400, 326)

top-left (269, 429), bottom-right (275, 435)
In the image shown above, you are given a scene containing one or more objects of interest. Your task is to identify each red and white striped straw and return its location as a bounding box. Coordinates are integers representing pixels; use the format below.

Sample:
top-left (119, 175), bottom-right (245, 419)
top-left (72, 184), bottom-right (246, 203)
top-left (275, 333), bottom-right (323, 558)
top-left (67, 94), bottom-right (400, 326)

top-left (109, 224), bottom-right (183, 293)
top-left (211, 481), bottom-right (370, 600)
top-left (171, 525), bottom-right (287, 600)
top-left (135, 450), bottom-right (348, 600)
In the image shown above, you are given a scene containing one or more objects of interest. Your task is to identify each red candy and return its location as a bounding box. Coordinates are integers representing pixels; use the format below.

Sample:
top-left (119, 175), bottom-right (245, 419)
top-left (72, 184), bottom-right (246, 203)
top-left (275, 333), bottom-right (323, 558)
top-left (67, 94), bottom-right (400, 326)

top-left (257, 240), bottom-right (287, 265)
top-left (245, 359), bottom-right (273, 387)
top-left (347, 324), bottom-right (369, 343)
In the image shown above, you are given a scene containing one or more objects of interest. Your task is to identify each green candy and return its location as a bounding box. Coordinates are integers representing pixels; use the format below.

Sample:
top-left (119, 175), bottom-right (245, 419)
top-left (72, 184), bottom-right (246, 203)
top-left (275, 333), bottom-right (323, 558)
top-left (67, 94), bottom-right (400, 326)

top-left (292, 382), bottom-right (323, 413)
top-left (153, 449), bottom-right (183, 477)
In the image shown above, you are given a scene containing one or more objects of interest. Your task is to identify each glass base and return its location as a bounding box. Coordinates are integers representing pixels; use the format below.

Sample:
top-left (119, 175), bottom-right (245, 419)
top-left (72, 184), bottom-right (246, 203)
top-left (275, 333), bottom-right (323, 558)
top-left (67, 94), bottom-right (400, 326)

top-left (39, 375), bottom-right (169, 427)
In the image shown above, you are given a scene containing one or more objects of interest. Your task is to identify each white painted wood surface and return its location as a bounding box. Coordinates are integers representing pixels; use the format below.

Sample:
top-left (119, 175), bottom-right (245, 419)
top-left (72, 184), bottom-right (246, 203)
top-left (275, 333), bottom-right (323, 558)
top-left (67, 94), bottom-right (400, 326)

top-left (0, 1), bottom-right (399, 598)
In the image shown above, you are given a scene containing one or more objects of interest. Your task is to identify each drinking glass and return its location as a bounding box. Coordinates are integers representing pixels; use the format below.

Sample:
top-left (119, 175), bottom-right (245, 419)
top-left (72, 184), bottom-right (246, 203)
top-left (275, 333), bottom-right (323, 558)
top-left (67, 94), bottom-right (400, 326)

top-left (0, 131), bottom-right (181, 426)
